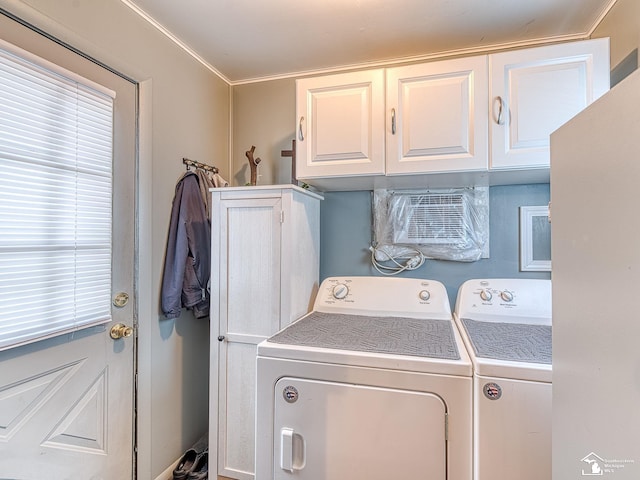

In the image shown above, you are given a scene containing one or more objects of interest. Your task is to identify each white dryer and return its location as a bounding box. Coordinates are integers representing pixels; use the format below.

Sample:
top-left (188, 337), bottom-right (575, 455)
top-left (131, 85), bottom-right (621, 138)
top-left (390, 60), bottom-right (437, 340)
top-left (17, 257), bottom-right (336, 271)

top-left (453, 278), bottom-right (552, 480)
top-left (256, 276), bottom-right (472, 480)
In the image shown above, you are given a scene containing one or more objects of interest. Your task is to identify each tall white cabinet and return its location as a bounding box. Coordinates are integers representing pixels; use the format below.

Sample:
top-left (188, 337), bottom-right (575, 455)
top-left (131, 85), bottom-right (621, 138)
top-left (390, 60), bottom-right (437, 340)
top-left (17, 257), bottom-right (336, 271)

top-left (209, 185), bottom-right (322, 480)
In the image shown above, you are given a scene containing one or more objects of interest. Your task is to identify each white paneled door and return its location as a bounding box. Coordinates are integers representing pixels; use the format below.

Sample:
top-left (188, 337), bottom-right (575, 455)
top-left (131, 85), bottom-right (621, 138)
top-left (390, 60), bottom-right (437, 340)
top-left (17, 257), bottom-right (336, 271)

top-left (0, 14), bottom-right (137, 480)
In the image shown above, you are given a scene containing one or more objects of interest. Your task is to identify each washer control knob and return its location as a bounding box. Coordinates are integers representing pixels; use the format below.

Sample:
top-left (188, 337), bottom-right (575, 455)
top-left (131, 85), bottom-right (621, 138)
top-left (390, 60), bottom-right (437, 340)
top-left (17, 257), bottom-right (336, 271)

top-left (418, 290), bottom-right (430, 301)
top-left (480, 289), bottom-right (493, 301)
top-left (500, 290), bottom-right (514, 302)
top-left (332, 283), bottom-right (349, 300)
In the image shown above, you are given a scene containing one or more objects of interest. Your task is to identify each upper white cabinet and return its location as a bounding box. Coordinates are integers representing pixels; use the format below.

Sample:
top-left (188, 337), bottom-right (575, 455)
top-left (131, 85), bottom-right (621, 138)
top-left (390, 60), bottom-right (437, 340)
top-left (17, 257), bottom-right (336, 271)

top-left (295, 38), bottom-right (609, 190)
top-left (296, 69), bottom-right (385, 179)
top-left (386, 55), bottom-right (488, 175)
top-left (489, 38), bottom-right (610, 170)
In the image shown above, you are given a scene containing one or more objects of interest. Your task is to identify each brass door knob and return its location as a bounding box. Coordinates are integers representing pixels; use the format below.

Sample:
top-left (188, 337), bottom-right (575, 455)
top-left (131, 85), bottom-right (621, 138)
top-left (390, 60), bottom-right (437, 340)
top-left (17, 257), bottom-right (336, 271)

top-left (110, 323), bottom-right (134, 340)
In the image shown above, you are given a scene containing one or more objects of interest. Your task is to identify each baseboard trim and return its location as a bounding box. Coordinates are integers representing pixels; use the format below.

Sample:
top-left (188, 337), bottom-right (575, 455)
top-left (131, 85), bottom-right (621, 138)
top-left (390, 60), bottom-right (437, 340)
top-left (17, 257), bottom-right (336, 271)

top-left (154, 457), bottom-right (180, 480)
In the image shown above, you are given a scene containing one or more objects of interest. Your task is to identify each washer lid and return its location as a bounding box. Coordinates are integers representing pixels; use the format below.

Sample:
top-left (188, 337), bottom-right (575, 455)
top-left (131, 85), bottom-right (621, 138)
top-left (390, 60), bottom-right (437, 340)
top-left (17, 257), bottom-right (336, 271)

top-left (455, 317), bottom-right (551, 382)
top-left (259, 312), bottom-right (472, 377)
top-left (269, 312), bottom-right (460, 360)
top-left (461, 318), bottom-right (551, 364)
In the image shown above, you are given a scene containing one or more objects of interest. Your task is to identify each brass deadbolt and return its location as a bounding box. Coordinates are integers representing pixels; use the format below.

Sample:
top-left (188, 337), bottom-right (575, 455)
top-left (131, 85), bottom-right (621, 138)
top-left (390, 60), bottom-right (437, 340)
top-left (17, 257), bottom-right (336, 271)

top-left (113, 292), bottom-right (129, 308)
top-left (110, 323), bottom-right (134, 340)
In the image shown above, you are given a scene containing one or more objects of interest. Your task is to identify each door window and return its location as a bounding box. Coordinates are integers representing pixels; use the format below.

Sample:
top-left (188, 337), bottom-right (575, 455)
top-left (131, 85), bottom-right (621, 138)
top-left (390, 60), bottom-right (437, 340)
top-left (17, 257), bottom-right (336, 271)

top-left (0, 41), bottom-right (115, 350)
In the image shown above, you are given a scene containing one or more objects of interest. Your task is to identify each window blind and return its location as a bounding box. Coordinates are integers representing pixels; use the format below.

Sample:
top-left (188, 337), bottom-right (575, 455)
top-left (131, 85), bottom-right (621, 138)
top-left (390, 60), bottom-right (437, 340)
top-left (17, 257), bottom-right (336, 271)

top-left (0, 44), bottom-right (115, 351)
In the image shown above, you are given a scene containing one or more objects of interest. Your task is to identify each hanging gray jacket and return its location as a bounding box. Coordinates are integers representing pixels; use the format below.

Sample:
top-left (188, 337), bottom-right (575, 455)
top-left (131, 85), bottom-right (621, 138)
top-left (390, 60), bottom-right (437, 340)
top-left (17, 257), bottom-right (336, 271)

top-left (161, 172), bottom-right (210, 319)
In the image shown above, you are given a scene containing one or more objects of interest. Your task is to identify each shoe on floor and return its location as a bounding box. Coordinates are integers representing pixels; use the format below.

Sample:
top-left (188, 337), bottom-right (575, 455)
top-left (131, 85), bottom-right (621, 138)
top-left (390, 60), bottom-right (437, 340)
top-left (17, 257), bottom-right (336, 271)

top-left (187, 451), bottom-right (208, 480)
top-left (173, 448), bottom-right (198, 480)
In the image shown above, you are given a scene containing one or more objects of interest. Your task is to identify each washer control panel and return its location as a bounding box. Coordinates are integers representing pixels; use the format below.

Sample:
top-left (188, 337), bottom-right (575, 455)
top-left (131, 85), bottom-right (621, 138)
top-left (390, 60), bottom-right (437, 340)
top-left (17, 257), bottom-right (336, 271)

top-left (454, 278), bottom-right (551, 324)
top-left (314, 276), bottom-right (452, 320)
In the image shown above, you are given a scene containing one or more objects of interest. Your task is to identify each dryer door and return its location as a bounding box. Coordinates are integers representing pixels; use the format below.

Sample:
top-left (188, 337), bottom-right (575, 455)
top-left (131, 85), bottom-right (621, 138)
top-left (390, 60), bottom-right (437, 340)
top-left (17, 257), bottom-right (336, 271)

top-left (273, 377), bottom-right (447, 480)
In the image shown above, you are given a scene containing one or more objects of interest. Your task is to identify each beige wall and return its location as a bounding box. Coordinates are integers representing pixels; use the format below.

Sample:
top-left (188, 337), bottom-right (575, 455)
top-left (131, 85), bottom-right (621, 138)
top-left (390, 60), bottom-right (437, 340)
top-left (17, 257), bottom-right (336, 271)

top-left (592, 0), bottom-right (640, 69)
top-left (231, 78), bottom-right (297, 186)
top-left (0, 0), bottom-right (229, 478)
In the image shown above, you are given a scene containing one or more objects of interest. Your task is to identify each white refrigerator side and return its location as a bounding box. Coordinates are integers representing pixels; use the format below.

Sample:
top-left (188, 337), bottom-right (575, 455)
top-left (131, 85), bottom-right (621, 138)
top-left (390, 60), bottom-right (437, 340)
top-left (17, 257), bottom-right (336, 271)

top-left (550, 69), bottom-right (640, 479)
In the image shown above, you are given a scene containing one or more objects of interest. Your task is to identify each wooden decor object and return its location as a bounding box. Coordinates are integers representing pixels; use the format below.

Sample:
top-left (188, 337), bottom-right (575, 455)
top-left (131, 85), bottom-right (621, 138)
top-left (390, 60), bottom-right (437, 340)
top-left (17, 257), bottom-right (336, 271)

top-left (280, 139), bottom-right (297, 185)
top-left (245, 145), bottom-right (261, 185)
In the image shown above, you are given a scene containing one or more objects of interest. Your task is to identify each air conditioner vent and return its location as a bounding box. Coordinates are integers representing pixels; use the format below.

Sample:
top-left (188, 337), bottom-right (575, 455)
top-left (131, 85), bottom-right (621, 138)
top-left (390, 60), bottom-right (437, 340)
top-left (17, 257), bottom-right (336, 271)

top-left (390, 193), bottom-right (467, 245)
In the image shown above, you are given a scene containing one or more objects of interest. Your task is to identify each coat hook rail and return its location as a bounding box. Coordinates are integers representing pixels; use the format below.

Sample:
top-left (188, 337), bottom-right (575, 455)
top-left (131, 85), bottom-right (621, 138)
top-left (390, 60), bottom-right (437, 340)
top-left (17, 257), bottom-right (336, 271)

top-left (183, 157), bottom-right (219, 174)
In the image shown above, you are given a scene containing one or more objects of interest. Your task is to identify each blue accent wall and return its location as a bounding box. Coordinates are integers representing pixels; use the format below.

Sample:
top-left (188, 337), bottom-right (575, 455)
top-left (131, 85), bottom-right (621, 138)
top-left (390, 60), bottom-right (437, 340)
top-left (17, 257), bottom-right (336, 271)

top-left (320, 184), bottom-right (551, 308)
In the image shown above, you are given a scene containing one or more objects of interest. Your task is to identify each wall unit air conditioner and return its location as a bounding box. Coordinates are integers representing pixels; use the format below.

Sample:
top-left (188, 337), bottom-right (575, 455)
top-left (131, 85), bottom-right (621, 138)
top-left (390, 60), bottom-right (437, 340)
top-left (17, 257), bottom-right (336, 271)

top-left (389, 192), bottom-right (467, 245)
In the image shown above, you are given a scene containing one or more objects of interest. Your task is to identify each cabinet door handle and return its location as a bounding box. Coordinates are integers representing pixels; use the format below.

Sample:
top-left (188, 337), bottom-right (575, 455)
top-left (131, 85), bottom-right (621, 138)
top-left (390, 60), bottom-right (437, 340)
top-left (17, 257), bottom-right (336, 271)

top-left (391, 108), bottom-right (396, 135)
top-left (298, 116), bottom-right (305, 141)
top-left (495, 96), bottom-right (505, 125)
top-left (217, 335), bottom-right (225, 342)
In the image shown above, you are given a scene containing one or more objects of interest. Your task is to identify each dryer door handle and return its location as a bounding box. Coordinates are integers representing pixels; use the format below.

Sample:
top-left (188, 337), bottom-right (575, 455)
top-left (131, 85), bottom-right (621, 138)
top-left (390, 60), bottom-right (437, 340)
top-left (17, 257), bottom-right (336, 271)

top-left (280, 427), bottom-right (306, 472)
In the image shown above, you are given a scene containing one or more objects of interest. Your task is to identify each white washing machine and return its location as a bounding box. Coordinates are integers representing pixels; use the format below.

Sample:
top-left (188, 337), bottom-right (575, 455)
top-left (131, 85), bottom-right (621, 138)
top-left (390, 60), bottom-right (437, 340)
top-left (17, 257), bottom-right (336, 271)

top-left (453, 279), bottom-right (552, 480)
top-left (256, 276), bottom-right (472, 480)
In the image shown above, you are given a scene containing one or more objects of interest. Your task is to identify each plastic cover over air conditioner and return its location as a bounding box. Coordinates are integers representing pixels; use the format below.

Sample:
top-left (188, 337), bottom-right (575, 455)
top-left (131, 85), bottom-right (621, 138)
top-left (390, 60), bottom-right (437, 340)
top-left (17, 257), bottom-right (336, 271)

top-left (372, 187), bottom-right (489, 262)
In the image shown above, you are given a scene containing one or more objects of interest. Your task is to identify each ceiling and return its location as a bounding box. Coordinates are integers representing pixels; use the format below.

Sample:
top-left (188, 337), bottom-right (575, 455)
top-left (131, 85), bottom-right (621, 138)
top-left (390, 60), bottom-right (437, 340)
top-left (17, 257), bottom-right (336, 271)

top-left (123, 0), bottom-right (617, 84)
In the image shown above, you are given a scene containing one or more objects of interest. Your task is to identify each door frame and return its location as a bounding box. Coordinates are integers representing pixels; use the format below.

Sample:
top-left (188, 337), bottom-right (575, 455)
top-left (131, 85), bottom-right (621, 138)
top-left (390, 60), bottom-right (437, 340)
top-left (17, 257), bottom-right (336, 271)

top-left (136, 79), bottom-right (154, 480)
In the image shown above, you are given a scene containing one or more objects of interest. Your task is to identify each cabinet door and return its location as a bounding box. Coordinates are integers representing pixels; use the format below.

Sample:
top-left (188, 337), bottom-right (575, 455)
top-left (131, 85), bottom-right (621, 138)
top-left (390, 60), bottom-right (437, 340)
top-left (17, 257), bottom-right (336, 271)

top-left (386, 56), bottom-right (488, 174)
top-left (216, 196), bottom-right (282, 480)
top-left (296, 69), bottom-right (385, 179)
top-left (490, 38), bottom-right (609, 170)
